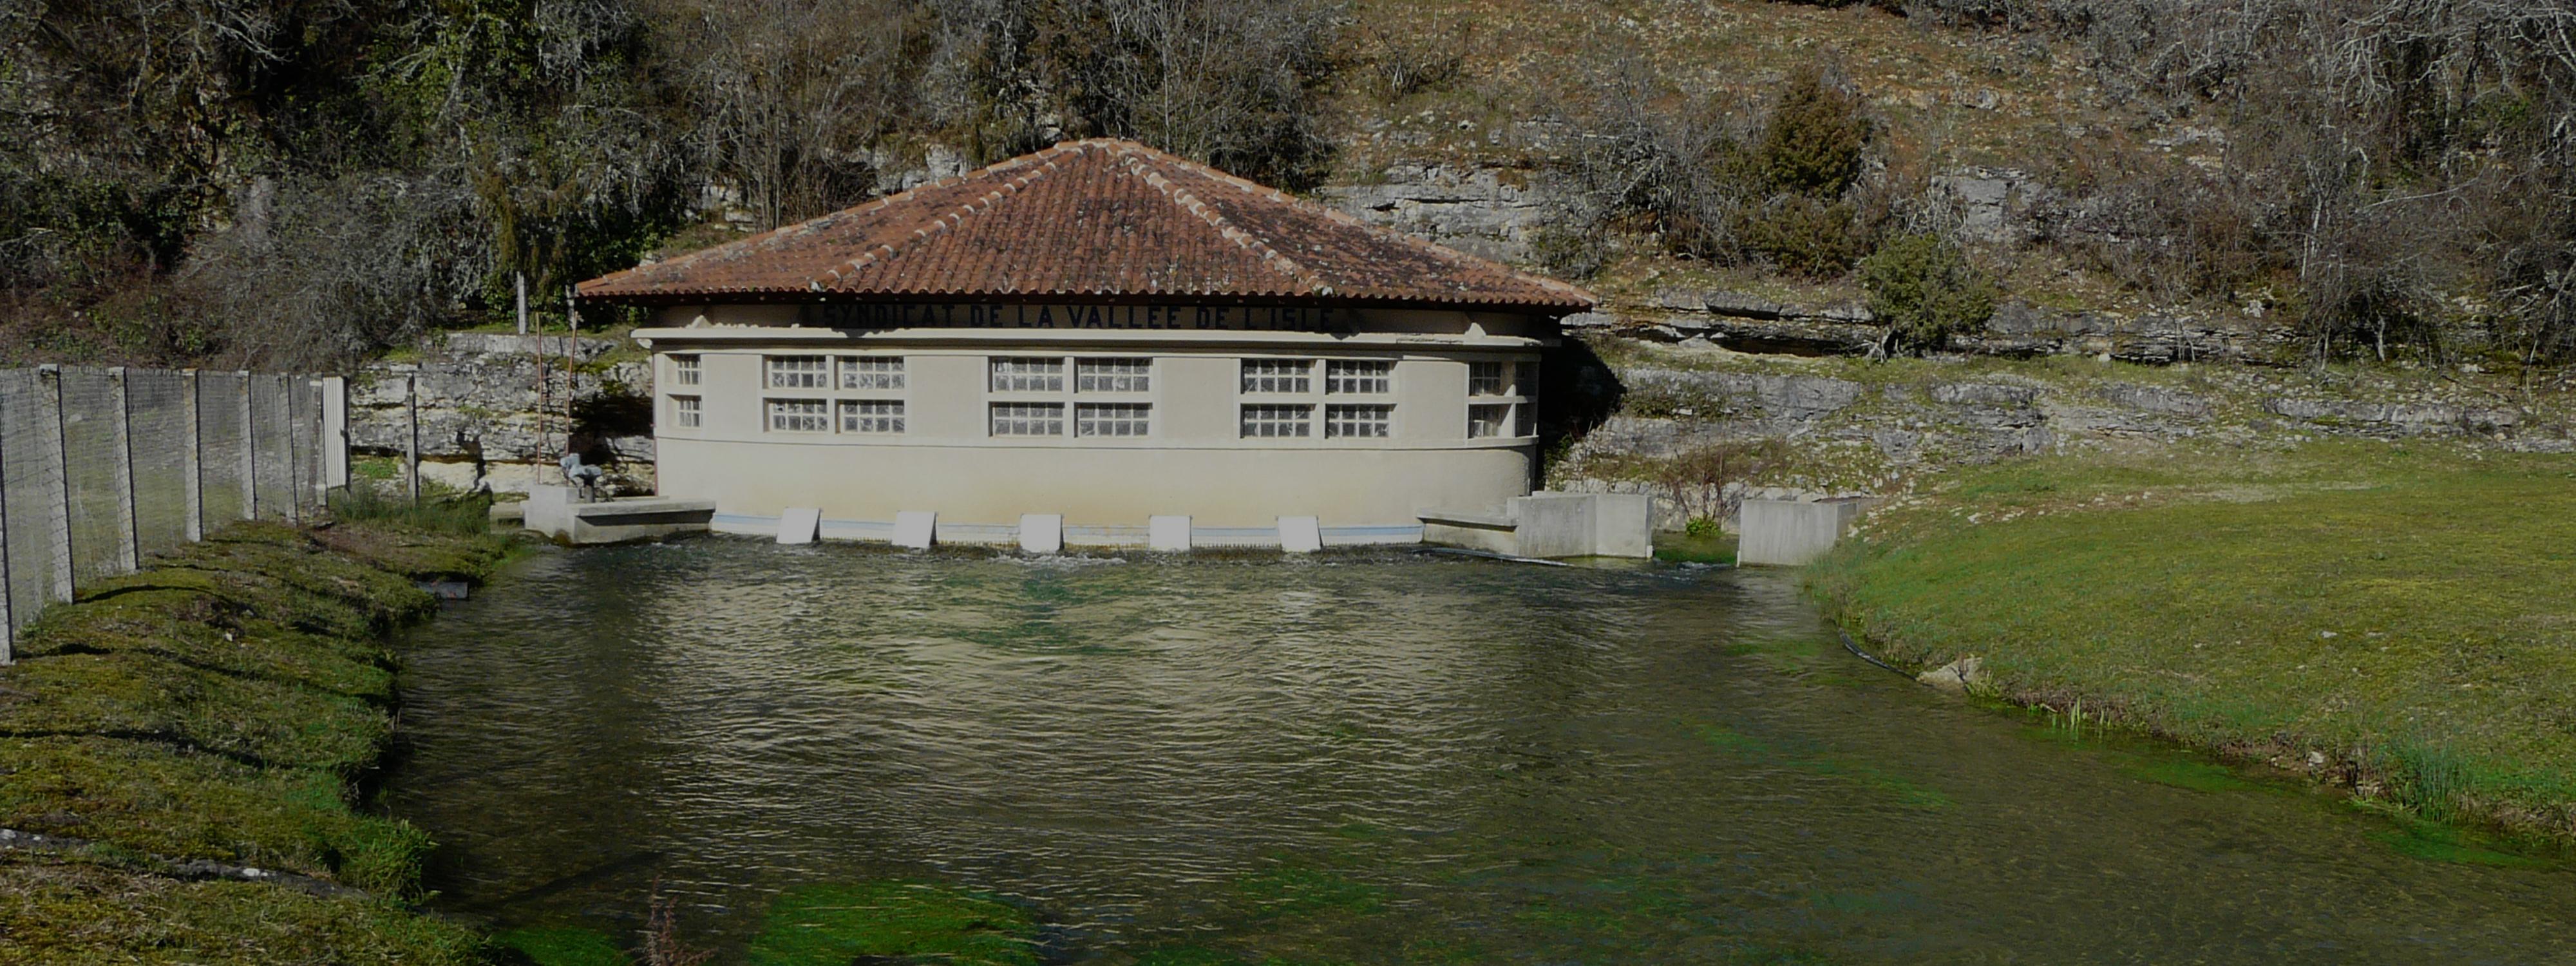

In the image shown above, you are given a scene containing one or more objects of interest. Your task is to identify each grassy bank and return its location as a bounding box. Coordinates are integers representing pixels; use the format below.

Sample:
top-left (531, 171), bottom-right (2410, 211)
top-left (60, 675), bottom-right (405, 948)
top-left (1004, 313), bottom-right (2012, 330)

top-left (1807, 440), bottom-right (2576, 842)
top-left (0, 516), bottom-right (514, 963)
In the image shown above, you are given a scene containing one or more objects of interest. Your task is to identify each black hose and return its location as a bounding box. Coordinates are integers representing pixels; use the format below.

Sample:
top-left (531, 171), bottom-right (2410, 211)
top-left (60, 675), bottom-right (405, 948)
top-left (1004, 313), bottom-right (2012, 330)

top-left (1835, 627), bottom-right (1908, 677)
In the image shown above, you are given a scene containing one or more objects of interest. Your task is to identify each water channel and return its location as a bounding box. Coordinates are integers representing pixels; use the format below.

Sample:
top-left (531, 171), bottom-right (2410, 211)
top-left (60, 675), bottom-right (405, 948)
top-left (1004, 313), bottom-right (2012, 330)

top-left (385, 540), bottom-right (2574, 963)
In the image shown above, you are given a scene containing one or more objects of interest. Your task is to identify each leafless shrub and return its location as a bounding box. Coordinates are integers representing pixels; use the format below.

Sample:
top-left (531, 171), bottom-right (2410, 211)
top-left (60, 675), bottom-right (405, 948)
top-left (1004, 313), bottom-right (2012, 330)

top-left (1656, 440), bottom-right (1790, 527)
top-left (1548, 53), bottom-right (1885, 276)
top-left (1361, 23), bottom-right (1469, 102)
top-left (637, 880), bottom-right (713, 966)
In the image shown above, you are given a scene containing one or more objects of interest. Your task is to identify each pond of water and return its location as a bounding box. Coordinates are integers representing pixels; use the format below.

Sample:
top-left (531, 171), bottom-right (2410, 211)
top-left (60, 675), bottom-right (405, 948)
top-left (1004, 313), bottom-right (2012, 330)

top-left (385, 540), bottom-right (2573, 963)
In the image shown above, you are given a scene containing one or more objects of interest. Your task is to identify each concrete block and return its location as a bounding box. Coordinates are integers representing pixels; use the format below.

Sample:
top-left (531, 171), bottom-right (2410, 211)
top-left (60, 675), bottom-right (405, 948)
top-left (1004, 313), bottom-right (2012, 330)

top-left (1018, 513), bottom-right (1063, 554)
top-left (1738, 498), bottom-right (1870, 566)
top-left (778, 507), bottom-right (820, 545)
top-left (1419, 508), bottom-right (1519, 555)
top-left (524, 485), bottom-right (574, 540)
top-left (1589, 493), bottom-right (1654, 558)
top-left (1278, 516), bottom-right (1322, 553)
top-left (1510, 494), bottom-right (1595, 558)
top-left (893, 511), bottom-right (937, 549)
top-left (1148, 515), bottom-right (1191, 551)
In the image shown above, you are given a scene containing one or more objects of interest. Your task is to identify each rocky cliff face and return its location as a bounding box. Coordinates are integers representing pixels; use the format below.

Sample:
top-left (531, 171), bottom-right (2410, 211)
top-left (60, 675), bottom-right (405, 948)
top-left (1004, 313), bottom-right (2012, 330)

top-left (351, 334), bottom-right (653, 494)
top-left (1315, 162), bottom-right (1554, 263)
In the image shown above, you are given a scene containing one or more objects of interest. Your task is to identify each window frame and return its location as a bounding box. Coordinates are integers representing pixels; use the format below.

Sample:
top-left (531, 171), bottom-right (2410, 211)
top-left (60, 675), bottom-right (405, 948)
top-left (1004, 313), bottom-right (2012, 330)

top-left (1461, 355), bottom-right (1538, 444)
top-left (981, 354), bottom-right (1159, 441)
top-left (840, 398), bottom-right (905, 435)
top-left (764, 354), bottom-right (830, 390)
top-left (765, 397), bottom-right (831, 433)
top-left (670, 354), bottom-right (702, 387)
top-left (670, 394), bottom-right (701, 430)
top-left (1324, 402), bottom-right (1395, 439)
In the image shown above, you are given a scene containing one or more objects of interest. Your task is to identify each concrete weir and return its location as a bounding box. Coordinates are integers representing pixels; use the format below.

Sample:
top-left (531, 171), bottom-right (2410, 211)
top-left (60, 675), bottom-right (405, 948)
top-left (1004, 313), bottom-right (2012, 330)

top-left (1737, 498), bottom-right (1871, 566)
top-left (1420, 492), bottom-right (1653, 559)
top-left (522, 486), bottom-right (717, 544)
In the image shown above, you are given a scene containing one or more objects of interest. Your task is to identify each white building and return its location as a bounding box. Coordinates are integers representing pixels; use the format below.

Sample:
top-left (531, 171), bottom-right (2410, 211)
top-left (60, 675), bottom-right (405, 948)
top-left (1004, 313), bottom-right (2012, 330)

top-left (576, 139), bottom-right (1596, 547)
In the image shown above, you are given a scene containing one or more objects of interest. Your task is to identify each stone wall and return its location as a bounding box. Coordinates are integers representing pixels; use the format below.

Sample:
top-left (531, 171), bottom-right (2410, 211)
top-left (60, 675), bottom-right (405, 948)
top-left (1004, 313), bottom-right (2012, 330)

top-left (352, 334), bottom-right (654, 495)
top-left (1551, 336), bottom-right (2573, 530)
top-left (1573, 293), bottom-right (2296, 364)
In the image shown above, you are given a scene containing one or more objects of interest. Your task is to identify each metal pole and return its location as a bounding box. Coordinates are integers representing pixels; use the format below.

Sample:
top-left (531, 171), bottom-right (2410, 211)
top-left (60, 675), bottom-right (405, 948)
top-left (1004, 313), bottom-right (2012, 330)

top-left (38, 365), bottom-right (73, 603)
top-left (181, 369), bottom-right (203, 542)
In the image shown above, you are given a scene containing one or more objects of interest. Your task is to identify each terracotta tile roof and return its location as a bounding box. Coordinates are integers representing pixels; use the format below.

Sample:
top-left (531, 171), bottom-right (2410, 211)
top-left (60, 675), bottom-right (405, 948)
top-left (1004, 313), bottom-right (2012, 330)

top-left (576, 139), bottom-right (1596, 313)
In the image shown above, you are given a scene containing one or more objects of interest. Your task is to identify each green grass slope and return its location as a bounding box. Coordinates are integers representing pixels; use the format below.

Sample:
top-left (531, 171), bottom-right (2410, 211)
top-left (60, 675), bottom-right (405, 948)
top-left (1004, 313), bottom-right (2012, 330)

top-left (1808, 441), bottom-right (2576, 839)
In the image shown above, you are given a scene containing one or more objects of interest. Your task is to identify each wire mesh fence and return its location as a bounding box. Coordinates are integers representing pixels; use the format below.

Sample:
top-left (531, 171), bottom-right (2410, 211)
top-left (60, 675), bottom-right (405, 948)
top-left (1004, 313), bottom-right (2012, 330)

top-left (0, 366), bottom-right (345, 661)
top-left (198, 371), bottom-right (252, 527)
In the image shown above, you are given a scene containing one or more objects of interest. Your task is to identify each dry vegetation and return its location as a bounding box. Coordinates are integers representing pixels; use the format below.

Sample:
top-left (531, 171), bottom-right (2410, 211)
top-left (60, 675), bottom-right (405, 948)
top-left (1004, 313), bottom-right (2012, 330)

top-left (3, 0), bottom-right (2571, 372)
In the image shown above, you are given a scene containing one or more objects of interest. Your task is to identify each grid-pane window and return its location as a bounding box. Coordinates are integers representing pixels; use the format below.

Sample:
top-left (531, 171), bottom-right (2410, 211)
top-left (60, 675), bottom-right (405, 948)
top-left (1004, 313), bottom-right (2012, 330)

top-left (840, 399), bottom-right (905, 434)
top-left (1076, 402), bottom-right (1151, 437)
top-left (766, 355), bottom-right (829, 389)
top-left (1327, 360), bottom-right (1393, 394)
top-left (1241, 359), bottom-right (1312, 393)
top-left (990, 357), bottom-right (1065, 393)
top-left (1076, 357), bottom-right (1152, 393)
top-left (672, 395), bottom-right (701, 428)
top-left (990, 402), bottom-right (1065, 437)
top-left (1240, 404), bottom-right (1314, 439)
top-left (1469, 403), bottom-right (1511, 439)
top-left (768, 399), bottom-right (828, 432)
top-left (840, 356), bottom-right (905, 390)
top-left (1469, 361), bottom-right (1508, 397)
top-left (671, 355), bottom-right (701, 386)
top-left (1326, 404), bottom-right (1393, 439)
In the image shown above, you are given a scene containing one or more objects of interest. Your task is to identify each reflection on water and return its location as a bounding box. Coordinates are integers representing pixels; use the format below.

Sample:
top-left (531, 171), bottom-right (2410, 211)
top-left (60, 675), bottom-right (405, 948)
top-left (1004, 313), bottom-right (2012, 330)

top-left (385, 540), bottom-right (2573, 963)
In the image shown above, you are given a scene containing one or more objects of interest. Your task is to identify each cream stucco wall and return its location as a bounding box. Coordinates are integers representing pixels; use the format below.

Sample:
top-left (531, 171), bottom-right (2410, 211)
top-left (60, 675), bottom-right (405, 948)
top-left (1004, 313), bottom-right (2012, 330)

top-left (634, 305), bottom-right (1553, 538)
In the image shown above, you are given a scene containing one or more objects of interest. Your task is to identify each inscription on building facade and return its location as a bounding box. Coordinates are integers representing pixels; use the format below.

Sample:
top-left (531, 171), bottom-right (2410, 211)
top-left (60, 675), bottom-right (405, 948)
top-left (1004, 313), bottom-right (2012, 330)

top-left (799, 303), bottom-right (1356, 332)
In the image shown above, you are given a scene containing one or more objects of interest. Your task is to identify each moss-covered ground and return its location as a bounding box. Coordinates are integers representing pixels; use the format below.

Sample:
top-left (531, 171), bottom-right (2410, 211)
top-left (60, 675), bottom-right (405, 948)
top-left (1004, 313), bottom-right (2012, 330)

top-left (1806, 439), bottom-right (2576, 841)
top-left (0, 518), bottom-right (514, 963)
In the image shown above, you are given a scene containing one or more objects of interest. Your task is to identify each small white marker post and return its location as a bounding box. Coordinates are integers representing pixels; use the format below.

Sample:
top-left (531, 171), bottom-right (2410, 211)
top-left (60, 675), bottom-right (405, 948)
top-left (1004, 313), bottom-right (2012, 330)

top-left (777, 507), bottom-right (821, 545)
top-left (1148, 515), bottom-right (1191, 552)
top-left (1018, 514), bottom-right (1063, 554)
top-left (892, 511), bottom-right (936, 549)
top-left (1278, 516), bottom-right (1323, 553)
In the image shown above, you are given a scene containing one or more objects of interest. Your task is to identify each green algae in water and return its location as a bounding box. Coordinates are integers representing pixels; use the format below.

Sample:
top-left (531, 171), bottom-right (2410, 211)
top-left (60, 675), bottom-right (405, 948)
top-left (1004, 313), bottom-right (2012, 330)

top-left (1694, 724), bottom-right (1952, 809)
top-left (2369, 816), bottom-right (2548, 869)
top-left (2123, 758), bottom-right (2260, 794)
top-left (746, 882), bottom-right (1039, 966)
top-left (1231, 864), bottom-right (1387, 919)
top-left (495, 926), bottom-right (631, 966)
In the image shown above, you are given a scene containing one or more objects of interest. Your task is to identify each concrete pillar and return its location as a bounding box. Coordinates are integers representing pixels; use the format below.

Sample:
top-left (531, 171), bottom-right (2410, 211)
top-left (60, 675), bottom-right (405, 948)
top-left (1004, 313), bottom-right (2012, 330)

top-left (1279, 516), bottom-right (1322, 553)
top-left (1148, 515), bottom-right (1191, 552)
top-left (278, 374), bottom-right (302, 525)
top-left (236, 371), bottom-right (256, 521)
top-left (893, 511), bottom-right (936, 549)
top-left (321, 376), bottom-right (348, 490)
top-left (180, 369), bottom-right (203, 542)
top-left (1018, 514), bottom-right (1063, 554)
top-left (403, 374), bottom-right (421, 502)
top-left (107, 367), bottom-right (139, 571)
top-left (37, 366), bottom-right (72, 603)
top-left (0, 406), bottom-right (12, 663)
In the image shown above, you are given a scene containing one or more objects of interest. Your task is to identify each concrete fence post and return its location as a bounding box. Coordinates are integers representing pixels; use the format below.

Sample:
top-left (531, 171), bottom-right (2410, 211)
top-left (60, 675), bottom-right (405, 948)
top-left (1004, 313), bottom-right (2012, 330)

top-left (0, 394), bottom-right (13, 665)
top-left (181, 369), bottom-right (203, 542)
top-left (237, 371), bottom-right (258, 520)
top-left (322, 375), bottom-right (348, 493)
top-left (404, 374), bottom-right (421, 502)
top-left (107, 367), bottom-right (140, 572)
top-left (36, 366), bottom-right (72, 603)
